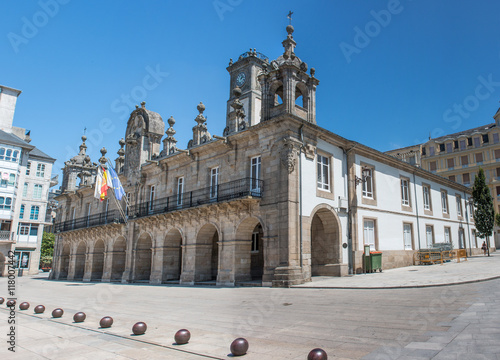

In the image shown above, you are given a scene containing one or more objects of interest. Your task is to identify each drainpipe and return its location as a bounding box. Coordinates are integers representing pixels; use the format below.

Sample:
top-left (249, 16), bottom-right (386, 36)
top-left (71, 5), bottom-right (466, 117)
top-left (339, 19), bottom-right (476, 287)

top-left (343, 145), bottom-right (357, 275)
top-left (464, 191), bottom-right (472, 257)
top-left (413, 173), bottom-right (421, 250)
top-left (298, 125), bottom-right (304, 270)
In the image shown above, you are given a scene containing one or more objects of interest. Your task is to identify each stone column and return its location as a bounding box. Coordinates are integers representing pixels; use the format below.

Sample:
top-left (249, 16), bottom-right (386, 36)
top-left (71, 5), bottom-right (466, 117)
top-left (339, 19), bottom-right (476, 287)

top-left (121, 227), bottom-right (134, 283)
top-left (101, 249), bottom-right (113, 282)
top-left (150, 246), bottom-right (164, 285)
top-left (180, 244), bottom-right (196, 285)
top-left (82, 252), bottom-right (93, 282)
top-left (67, 254), bottom-right (76, 280)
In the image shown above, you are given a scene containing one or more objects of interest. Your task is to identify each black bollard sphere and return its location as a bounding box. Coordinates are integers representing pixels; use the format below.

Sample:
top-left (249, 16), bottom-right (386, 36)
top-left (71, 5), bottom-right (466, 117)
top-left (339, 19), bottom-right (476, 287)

top-left (99, 316), bottom-right (114, 328)
top-left (230, 338), bottom-right (249, 356)
top-left (19, 302), bottom-right (30, 310)
top-left (132, 322), bottom-right (147, 335)
top-left (174, 329), bottom-right (191, 345)
top-left (34, 305), bottom-right (45, 314)
top-left (73, 312), bottom-right (86, 323)
top-left (6, 299), bottom-right (16, 307)
top-left (52, 308), bottom-right (64, 318)
top-left (0, 297), bottom-right (4, 304)
top-left (308, 348), bottom-right (328, 360)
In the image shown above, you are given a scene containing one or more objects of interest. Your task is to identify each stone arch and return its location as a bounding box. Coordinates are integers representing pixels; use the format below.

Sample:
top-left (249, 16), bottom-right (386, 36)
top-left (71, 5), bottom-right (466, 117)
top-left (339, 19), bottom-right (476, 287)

top-left (91, 240), bottom-right (105, 281)
top-left (309, 204), bottom-right (342, 276)
top-left (74, 241), bottom-right (87, 280)
top-left (0, 252), bottom-right (5, 277)
top-left (133, 232), bottom-right (152, 282)
top-left (162, 228), bottom-right (182, 282)
top-left (295, 81), bottom-right (308, 108)
top-left (236, 216), bottom-right (265, 282)
top-left (194, 223), bottom-right (220, 282)
top-left (270, 80), bottom-right (284, 106)
top-left (59, 244), bottom-right (70, 279)
top-left (111, 236), bottom-right (127, 281)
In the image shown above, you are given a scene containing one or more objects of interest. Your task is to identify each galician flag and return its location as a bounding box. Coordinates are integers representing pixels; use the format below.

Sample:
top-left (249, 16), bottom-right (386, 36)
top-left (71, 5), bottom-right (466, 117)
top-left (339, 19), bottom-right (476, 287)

top-left (108, 166), bottom-right (126, 201)
top-left (94, 166), bottom-right (103, 200)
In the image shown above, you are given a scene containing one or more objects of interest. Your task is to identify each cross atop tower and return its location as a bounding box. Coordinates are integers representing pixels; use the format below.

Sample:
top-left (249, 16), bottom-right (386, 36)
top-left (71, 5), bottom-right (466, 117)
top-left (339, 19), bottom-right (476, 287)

top-left (287, 11), bottom-right (293, 25)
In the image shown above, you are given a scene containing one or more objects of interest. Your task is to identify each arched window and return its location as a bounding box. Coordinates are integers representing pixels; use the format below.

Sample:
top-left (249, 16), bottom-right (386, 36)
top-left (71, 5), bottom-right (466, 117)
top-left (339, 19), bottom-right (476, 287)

top-left (12, 150), bottom-right (19, 162)
top-left (5, 149), bottom-right (12, 161)
top-left (30, 206), bottom-right (40, 220)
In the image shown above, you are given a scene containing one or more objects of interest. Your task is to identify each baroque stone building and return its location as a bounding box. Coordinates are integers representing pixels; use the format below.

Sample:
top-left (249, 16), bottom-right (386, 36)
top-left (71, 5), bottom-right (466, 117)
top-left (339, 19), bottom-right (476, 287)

top-left (51, 26), bottom-right (478, 287)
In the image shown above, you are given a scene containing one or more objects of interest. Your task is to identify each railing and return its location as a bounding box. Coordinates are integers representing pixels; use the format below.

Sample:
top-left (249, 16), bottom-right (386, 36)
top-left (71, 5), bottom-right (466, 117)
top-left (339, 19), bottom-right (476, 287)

top-left (0, 230), bottom-right (11, 240)
top-left (55, 177), bottom-right (263, 233)
top-left (238, 51), bottom-right (269, 62)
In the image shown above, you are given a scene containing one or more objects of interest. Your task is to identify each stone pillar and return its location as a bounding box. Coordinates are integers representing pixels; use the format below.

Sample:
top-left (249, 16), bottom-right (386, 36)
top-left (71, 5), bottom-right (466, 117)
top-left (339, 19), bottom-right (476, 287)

top-left (217, 237), bottom-right (236, 286)
top-left (180, 244), bottom-right (196, 285)
top-left (101, 250), bottom-right (113, 282)
top-left (67, 254), bottom-right (76, 280)
top-left (121, 227), bottom-right (135, 283)
top-left (150, 246), bottom-right (164, 285)
top-left (82, 252), bottom-right (93, 282)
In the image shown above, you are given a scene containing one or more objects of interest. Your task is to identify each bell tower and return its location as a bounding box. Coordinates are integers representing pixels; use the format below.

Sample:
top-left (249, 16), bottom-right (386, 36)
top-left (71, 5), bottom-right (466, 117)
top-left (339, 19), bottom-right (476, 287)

top-left (224, 49), bottom-right (270, 135)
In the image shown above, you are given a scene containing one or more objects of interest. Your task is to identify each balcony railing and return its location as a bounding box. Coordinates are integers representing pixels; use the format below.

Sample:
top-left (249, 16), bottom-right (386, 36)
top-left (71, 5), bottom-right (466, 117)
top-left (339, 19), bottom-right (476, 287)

top-left (55, 177), bottom-right (263, 233)
top-left (0, 230), bottom-right (11, 241)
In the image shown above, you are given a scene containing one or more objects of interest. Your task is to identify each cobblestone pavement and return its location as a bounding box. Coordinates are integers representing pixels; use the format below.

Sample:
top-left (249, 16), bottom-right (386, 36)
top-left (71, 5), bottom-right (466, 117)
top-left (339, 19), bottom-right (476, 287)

top-left (0, 255), bottom-right (499, 359)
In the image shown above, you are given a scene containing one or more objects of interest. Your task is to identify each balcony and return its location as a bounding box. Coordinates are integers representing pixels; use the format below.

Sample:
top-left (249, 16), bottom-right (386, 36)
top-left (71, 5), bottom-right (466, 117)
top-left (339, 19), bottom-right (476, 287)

top-left (0, 230), bottom-right (12, 241)
top-left (55, 177), bottom-right (263, 233)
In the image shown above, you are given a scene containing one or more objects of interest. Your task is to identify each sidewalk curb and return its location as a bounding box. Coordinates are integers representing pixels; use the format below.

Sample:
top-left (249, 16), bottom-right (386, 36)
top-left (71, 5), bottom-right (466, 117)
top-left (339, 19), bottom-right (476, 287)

top-left (291, 274), bottom-right (500, 290)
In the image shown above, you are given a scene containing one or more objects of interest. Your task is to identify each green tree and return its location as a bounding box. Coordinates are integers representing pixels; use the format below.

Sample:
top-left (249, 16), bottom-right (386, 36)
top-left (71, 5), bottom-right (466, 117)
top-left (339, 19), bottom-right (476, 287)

top-left (39, 232), bottom-right (55, 268)
top-left (472, 168), bottom-right (494, 256)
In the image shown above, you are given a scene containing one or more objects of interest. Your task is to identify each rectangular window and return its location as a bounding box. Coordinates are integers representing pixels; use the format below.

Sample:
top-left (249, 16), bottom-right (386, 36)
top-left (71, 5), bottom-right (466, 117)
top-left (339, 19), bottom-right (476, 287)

top-left (439, 144), bottom-right (445, 152)
top-left (426, 225), bottom-right (434, 247)
top-left (475, 152), bottom-right (483, 164)
top-left (482, 134), bottom-right (489, 143)
top-left (30, 206), bottom-right (39, 220)
top-left (497, 168), bottom-right (500, 178)
top-left (463, 173), bottom-right (470, 185)
top-left (441, 191), bottom-right (448, 213)
top-left (19, 204), bottom-right (25, 219)
top-left (496, 149), bottom-right (500, 161)
top-left (33, 184), bottom-right (42, 199)
top-left (494, 133), bottom-right (499, 144)
top-left (447, 158), bottom-right (454, 169)
top-left (423, 185), bottom-right (431, 210)
top-left (459, 140), bottom-right (466, 150)
top-left (22, 183), bottom-right (28, 197)
top-left (474, 137), bottom-right (480, 148)
top-left (18, 223), bottom-right (30, 236)
top-left (362, 168), bottom-right (373, 198)
top-left (251, 231), bottom-right (260, 252)
top-left (446, 143), bottom-right (452, 153)
top-left (36, 164), bottom-right (45, 177)
top-left (14, 251), bottom-right (30, 269)
top-left (456, 195), bottom-right (462, 217)
top-left (0, 197), bottom-right (12, 210)
top-left (210, 167), bottom-right (219, 199)
top-left (177, 177), bottom-right (184, 206)
top-left (26, 162), bottom-right (31, 176)
top-left (469, 203), bottom-right (474, 220)
top-left (461, 155), bottom-right (468, 167)
top-left (250, 156), bottom-right (261, 194)
top-left (317, 154), bottom-right (330, 191)
top-left (401, 178), bottom-right (410, 207)
top-left (496, 186), bottom-right (500, 197)
top-left (0, 148), bottom-right (4, 160)
top-left (363, 219), bottom-right (376, 251)
top-left (7, 174), bottom-right (15, 186)
top-left (403, 223), bottom-right (413, 250)
top-left (125, 192), bottom-right (131, 216)
top-left (429, 161), bottom-right (437, 172)
top-left (149, 185), bottom-right (155, 211)
top-left (429, 146), bottom-right (435, 156)
top-left (449, 175), bottom-right (456, 182)
top-left (444, 227), bottom-right (451, 243)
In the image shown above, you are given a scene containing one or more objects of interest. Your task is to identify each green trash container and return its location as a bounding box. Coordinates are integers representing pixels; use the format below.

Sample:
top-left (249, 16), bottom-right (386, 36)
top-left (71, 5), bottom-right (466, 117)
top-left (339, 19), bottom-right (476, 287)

top-left (370, 251), bottom-right (382, 272)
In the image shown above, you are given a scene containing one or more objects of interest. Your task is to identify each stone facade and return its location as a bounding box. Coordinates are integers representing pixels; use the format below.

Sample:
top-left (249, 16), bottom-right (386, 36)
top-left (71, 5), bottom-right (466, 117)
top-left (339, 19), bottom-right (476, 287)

top-left (51, 26), bottom-right (478, 287)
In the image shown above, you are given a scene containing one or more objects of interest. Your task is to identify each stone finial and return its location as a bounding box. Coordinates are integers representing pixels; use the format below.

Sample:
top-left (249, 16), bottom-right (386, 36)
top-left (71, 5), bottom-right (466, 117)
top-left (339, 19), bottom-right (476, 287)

top-left (310, 68), bottom-right (315, 77)
top-left (286, 24), bottom-right (294, 36)
top-left (141, 101), bottom-right (146, 109)
top-left (282, 24), bottom-right (297, 59)
top-left (188, 103), bottom-right (212, 148)
top-left (229, 58), bottom-right (233, 66)
top-left (99, 147), bottom-right (107, 165)
top-left (233, 86), bottom-right (242, 98)
top-left (162, 116), bottom-right (178, 155)
top-left (115, 139), bottom-right (126, 173)
top-left (135, 105), bottom-right (139, 109)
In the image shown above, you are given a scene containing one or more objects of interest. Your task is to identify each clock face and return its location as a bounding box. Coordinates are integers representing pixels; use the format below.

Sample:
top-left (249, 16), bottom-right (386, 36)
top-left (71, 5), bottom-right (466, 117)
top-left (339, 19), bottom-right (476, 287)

top-left (236, 72), bottom-right (246, 87)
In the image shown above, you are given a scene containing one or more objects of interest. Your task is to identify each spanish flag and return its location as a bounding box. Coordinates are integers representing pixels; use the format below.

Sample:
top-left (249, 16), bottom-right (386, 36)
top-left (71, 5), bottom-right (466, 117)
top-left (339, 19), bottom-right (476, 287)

top-left (101, 167), bottom-right (113, 201)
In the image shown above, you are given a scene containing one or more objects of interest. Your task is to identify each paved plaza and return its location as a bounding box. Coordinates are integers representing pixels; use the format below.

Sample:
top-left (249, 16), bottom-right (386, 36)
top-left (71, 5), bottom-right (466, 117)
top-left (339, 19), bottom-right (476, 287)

top-left (1, 254), bottom-right (500, 359)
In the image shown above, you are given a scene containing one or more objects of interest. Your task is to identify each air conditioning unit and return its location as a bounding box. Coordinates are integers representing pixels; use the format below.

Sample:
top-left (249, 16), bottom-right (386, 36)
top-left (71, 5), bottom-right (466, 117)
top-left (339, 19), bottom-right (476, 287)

top-left (338, 196), bottom-right (348, 209)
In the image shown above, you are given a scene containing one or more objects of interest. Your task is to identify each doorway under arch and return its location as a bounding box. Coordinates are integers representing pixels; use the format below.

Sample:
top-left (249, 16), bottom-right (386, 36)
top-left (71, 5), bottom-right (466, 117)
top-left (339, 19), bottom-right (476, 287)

top-left (134, 233), bottom-right (152, 282)
top-left (111, 237), bottom-right (126, 281)
top-left (59, 244), bottom-right (70, 279)
top-left (195, 224), bottom-right (219, 282)
top-left (74, 241), bottom-right (86, 280)
top-left (162, 228), bottom-right (182, 282)
top-left (91, 240), bottom-right (105, 281)
top-left (310, 207), bottom-right (342, 276)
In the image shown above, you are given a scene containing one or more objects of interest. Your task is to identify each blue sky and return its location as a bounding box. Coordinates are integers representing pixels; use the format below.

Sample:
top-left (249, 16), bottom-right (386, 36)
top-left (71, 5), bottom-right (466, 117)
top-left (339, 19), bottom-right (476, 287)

top-left (1, 0), bottom-right (500, 182)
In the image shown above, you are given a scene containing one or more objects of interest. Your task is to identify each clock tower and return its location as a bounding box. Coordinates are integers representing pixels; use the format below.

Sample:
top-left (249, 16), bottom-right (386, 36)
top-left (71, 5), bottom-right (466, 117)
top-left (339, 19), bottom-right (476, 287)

top-left (224, 49), bottom-right (270, 135)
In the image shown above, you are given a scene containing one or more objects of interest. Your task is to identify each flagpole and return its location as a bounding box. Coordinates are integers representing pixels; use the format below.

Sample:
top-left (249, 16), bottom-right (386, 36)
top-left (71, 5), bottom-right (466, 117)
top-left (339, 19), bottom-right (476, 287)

top-left (104, 159), bottom-right (129, 224)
